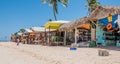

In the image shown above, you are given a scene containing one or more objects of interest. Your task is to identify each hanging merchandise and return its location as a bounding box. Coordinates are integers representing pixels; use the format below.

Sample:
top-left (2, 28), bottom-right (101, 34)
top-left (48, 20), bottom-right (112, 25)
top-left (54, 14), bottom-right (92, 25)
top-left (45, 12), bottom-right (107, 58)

top-left (108, 14), bottom-right (112, 22)
top-left (114, 14), bottom-right (120, 29)
top-left (99, 14), bottom-right (118, 28)
top-left (106, 23), bottom-right (112, 30)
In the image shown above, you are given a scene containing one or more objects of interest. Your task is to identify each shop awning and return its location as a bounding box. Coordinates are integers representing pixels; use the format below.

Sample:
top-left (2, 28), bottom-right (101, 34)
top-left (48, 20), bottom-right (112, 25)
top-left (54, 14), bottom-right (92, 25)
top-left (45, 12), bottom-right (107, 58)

top-left (77, 23), bottom-right (90, 30)
top-left (29, 32), bottom-right (35, 35)
top-left (45, 20), bottom-right (70, 29)
top-left (24, 28), bottom-right (33, 33)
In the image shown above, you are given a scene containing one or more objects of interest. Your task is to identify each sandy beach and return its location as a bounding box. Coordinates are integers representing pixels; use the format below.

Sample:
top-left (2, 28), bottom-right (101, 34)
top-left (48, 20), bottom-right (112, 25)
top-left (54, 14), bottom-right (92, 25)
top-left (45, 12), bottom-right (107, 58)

top-left (0, 42), bottom-right (120, 64)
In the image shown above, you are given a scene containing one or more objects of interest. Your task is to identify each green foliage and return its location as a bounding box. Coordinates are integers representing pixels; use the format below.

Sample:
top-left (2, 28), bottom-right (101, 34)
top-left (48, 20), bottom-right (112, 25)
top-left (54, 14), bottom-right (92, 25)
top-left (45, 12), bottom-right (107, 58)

top-left (52, 36), bottom-right (63, 42)
top-left (14, 32), bottom-right (18, 35)
top-left (49, 19), bottom-right (52, 21)
top-left (20, 29), bottom-right (26, 33)
top-left (86, 0), bottom-right (100, 13)
top-left (86, 0), bottom-right (100, 29)
top-left (66, 38), bottom-right (71, 42)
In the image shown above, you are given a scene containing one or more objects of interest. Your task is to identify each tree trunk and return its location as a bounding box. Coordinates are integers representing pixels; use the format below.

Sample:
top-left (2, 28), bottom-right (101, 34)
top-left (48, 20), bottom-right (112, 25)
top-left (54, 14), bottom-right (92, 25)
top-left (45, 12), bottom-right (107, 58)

top-left (53, 7), bottom-right (57, 20)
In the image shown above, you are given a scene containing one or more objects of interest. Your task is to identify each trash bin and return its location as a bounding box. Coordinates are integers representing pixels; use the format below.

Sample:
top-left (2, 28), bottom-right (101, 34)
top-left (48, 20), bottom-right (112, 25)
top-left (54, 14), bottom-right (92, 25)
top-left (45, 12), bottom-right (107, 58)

top-left (90, 40), bottom-right (95, 47)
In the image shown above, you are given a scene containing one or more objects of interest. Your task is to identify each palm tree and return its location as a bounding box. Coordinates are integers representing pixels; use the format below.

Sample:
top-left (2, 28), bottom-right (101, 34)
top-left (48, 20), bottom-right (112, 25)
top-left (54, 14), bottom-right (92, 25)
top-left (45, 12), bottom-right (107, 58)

top-left (86, 0), bottom-right (100, 41)
top-left (86, 0), bottom-right (100, 28)
top-left (48, 19), bottom-right (52, 21)
top-left (19, 29), bottom-right (26, 33)
top-left (86, 0), bottom-right (100, 13)
top-left (41, 0), bottom-right (69, 20)
top-left (85, 0), bottom-right (100, 28)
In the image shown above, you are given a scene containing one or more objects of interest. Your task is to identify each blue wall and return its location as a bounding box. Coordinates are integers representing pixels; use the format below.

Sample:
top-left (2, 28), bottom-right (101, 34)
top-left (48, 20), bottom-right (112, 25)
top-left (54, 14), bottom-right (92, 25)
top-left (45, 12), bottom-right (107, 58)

top-left (96, 24), bottom-right (105, 46)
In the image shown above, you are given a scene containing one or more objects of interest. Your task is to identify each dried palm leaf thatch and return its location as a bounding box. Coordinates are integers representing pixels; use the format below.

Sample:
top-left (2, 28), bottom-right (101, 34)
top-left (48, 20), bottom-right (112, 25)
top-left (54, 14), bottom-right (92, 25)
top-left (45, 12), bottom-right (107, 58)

top-left (88, 6), bottom-right (120, 21)
top-left (59, 17), bottom-right (89, 31)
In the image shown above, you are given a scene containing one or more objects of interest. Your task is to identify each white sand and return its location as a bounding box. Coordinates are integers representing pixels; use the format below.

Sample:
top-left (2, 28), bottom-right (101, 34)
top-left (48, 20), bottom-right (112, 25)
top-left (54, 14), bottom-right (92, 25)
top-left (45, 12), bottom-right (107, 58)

top-left (0, 42), bottom-right (120, 64)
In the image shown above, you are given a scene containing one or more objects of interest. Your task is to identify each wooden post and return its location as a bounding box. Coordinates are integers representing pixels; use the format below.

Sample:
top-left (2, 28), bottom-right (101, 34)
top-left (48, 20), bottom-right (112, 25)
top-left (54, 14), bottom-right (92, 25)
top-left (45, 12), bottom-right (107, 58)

top-left (91, 28), bottom-right (96, 41)
top-left (64, 31), bottom-right (67, 46)
top-left (91, 21), bottom-right (96, 41)
top-left (57, 30), bottom-right (59, 46)
top-left (75, 27), bottom-right (77, 44)
top-left (44, 28), bottom-right (46, 45)
top-left (48, 26), bottom-right (50, 45)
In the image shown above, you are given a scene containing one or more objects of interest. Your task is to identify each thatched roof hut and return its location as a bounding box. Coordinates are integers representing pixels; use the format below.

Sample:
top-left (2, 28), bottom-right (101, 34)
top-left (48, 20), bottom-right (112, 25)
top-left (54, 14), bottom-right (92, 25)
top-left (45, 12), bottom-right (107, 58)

top-left (30, 27), bottom-right (56, 33)
top-left (59, 17), bottom-right (89, 31)
top-left (88, 6), bottom-right (120, 21)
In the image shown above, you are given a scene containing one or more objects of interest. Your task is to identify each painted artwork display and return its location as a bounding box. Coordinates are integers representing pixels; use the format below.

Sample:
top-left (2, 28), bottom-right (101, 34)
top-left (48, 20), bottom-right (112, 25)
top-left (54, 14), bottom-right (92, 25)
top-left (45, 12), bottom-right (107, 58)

top-left (99, 14), bottom-right (118, 29)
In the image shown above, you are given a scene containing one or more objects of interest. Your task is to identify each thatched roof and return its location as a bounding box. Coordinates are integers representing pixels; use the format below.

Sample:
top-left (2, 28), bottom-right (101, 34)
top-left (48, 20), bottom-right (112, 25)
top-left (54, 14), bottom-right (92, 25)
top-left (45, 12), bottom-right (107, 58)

top-left (88, 6), bottom-right (120, 21)
top-left (59, 17), bottom-right (89, 31)
top-left (30, 27), bottom-right (56, 33)
top-left (24, 28), bottom-right (33, 33)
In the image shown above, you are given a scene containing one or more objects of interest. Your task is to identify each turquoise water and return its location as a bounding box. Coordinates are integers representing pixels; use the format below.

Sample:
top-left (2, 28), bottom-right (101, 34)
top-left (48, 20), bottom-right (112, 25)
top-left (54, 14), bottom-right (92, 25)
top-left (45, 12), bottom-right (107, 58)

top-left (0, 40), bottom-right (9, 42)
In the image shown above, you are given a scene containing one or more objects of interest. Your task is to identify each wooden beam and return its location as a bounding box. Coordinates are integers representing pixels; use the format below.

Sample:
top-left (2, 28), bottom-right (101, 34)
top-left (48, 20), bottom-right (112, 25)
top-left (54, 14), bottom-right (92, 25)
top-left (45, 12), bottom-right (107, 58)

top-left (64, 31), bottom-right (67, 46)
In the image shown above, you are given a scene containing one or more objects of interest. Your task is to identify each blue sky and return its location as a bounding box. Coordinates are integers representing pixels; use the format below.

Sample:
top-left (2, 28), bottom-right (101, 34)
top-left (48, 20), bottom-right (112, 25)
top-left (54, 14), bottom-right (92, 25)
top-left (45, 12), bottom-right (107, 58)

top-left (0, 0), bottom-right (120, 40)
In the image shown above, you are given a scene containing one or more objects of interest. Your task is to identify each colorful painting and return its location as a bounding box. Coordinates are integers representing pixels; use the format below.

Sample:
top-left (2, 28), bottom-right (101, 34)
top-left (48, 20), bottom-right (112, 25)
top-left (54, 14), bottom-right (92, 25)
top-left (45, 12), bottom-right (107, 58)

top-left (99, 14), bottom-right (118, 28)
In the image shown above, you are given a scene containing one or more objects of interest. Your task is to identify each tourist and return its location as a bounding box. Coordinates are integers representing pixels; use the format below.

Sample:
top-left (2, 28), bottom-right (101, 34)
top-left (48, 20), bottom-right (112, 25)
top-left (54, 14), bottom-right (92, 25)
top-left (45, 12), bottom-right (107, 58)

top-left (16, 37), bottom-right (20, 46)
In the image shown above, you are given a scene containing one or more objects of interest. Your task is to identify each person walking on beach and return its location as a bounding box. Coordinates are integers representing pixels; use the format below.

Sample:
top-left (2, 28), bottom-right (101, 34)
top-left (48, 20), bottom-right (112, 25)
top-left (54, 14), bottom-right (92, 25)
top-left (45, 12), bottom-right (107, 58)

top-left (16, 37), bottom-right (20, 46)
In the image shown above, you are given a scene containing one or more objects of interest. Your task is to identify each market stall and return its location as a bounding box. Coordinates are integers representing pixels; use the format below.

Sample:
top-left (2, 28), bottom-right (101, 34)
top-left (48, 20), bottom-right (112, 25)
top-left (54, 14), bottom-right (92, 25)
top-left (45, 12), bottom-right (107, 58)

top-left (44, 20), bottom-right (70, 45)
top-left (88, 6), bottom-right (120, 46)
top-left (59, 17), bottom-right (91, 46)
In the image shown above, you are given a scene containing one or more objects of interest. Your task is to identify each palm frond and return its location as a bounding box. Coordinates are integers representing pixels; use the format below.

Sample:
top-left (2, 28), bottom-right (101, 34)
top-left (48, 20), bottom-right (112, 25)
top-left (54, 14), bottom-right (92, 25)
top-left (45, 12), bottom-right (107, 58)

top-left (49, 0), bottom-right (54, 6)
top-left (86, 0), bottom-right (100, 13)
top-left (41, 0), bottom-right (49, 4)
top-left (41, 0), bottom-right (69, 20)
top-left (58, 0), bottom-right (69, 7)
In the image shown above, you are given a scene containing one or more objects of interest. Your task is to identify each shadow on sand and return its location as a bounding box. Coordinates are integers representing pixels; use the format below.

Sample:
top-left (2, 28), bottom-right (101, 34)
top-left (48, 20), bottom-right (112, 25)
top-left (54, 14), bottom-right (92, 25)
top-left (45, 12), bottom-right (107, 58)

top-left (96, 46), bottom-right (120, 51)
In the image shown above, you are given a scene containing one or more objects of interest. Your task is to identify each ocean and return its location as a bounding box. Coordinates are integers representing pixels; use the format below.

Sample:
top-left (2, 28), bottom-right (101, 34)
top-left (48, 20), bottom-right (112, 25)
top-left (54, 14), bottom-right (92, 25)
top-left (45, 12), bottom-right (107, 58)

top-left (0, 40), bottom-right (9, 42)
